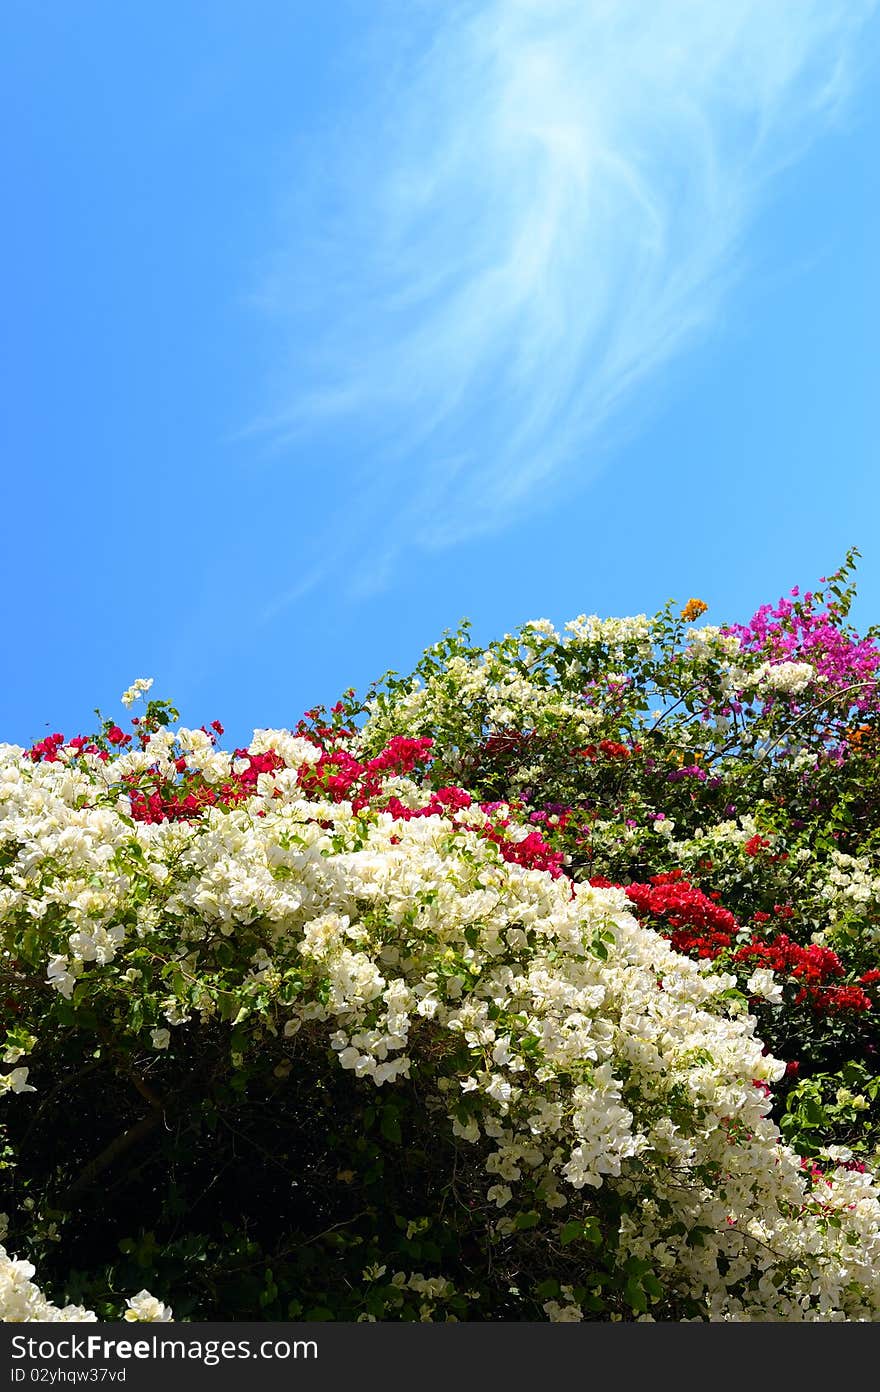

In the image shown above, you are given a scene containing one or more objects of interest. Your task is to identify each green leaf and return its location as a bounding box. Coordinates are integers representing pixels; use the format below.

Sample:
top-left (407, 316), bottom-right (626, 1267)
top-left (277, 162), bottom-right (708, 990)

top-left (624, 1276), bottom-right (648, 1313)
top-left (535, 1279), bottom-right (560, 1300)
top-left (514, 1210), bottom-right (540, 1231)
top-left (380, 1107), bottom-right (402, 1145)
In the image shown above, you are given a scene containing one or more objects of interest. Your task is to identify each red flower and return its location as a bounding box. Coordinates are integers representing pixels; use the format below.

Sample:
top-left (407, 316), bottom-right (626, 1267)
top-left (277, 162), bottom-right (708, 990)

top-left (624, 873), bottom-right (737, 961)
top-left (744, 834), bottom-right (770, 857)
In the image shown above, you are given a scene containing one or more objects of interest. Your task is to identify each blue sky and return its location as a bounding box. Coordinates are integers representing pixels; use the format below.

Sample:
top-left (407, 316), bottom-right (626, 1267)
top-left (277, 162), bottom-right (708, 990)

top-left (2, 1), bottom-right (878, 750)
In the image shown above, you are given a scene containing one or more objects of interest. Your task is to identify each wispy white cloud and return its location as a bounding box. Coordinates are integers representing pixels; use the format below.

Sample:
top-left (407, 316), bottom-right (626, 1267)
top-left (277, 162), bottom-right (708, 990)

top-left (258, 0), bottom-right (877, 597)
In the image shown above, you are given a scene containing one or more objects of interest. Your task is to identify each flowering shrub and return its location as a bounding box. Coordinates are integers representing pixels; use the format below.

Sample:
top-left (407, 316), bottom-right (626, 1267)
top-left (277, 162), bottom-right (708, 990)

top-left (358, 550), bottom-right (880, 1146)
top-left (2, 550), bottom-right (880, 1321)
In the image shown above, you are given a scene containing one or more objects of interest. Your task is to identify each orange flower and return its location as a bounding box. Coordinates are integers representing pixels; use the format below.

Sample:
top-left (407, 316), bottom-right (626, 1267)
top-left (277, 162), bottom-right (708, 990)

top-left (846, 724), bottom-right (877, 753)
top-left (681, 598), bottom-right (708, 623)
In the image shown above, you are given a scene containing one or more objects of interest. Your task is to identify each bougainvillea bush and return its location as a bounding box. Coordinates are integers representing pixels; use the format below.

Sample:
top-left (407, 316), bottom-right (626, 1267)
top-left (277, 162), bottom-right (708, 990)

top-left (3, 551), bottom-right (880, 1322)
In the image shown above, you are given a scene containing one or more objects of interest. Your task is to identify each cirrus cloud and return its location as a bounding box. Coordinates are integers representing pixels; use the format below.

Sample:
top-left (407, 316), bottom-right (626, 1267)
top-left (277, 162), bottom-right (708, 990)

top-left (257, 0), bottom-right (877, 597)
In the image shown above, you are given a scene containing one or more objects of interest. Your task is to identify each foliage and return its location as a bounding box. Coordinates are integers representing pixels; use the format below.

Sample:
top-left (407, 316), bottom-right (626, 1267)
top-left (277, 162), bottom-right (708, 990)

top-left (2, 551), bottom-right (880, 1322)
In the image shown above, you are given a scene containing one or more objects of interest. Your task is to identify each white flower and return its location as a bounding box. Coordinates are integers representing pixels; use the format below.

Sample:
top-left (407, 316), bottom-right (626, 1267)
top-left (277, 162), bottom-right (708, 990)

top-left (752, 661), bottom-right (814, 697)
top-left (123, 1289), bottom-right (173, 1322)
top-left (822, 1145), bottom-right (853, 1163)
top-left (162, 1000), bottom-right (191, 1026)
top-left (120, 677), bottom-right (154, 708)
top-left (746, 969), bottom-right (784, 1005)
top-left (0, 1068), bottom-right (36, 1098)
top-left (150, 1028), bottom-right (171, 1051)
top-left (486, 1185), bottom-right (512, 1208)
top-left (1, 1244), bottom-right (97, 1321)
top-left (484, 1075), bottom-right (513, 1105)
top-left (46, 956), bottom-right (76, 1000)
top-left (543, 1299), bottom-right (583, 1322)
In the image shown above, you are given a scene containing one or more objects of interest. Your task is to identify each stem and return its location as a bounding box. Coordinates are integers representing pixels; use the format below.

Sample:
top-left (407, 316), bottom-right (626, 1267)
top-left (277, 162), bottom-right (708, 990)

top-left (754, 681), bottom-right (875, 767)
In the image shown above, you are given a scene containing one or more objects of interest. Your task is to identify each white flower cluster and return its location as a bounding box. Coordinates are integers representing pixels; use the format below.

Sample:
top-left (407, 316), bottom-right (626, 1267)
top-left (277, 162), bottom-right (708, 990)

top-left (824, 850), bottom-right (880, 912)
top-left (357, 1269), bottom-right (463, 1321)
top-left (684, 626), bottom-right (742, 662)
top-left (0, 1245), bottom-right (172, 1323)
top-left (543, 1286), bottom-right (584, 1321)
top-left (751, 661), bottom-right (815, 697)
top-left (124, 1290), bottom-right (173, 1322)
top-left (3, 735), bottom-right (880, 1320)
top-left (120, 678), bottom-right (154, 709)
top-left (667, 814), bottom-right (760, 861)
top-left (564, 614), bottom-right (653, 654)
top-left (364, 652), bottom-right (600, 749)
top-left (0, 1246), bottom-right (97, 1321)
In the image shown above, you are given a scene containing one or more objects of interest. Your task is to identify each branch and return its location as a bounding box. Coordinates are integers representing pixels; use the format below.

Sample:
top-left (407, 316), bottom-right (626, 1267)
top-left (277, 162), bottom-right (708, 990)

top-left (64, 1105), bottom-right (164, 1199)
top-left (754, 680), bottom-right (875, 767)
